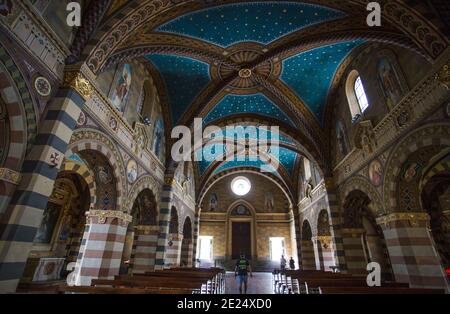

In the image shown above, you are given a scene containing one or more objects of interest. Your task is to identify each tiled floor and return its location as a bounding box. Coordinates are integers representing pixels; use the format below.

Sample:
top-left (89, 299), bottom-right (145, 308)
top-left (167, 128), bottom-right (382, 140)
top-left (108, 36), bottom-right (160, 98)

top-left (225, 272), bottom-right (274, 294)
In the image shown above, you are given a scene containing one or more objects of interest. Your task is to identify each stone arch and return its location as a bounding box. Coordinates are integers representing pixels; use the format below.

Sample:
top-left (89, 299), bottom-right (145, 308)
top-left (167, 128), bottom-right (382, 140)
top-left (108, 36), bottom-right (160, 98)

top-left (383, 123), bottom-right (450, 212)
top-left (66, 128), bottom-right (126, 211)
top-left (300, 219), bottom-right (315, 270)
top-left (301, 219), bottom-right (313, 241)
top-left (340, 175), bottom-right (385, 217)
top-left (126, 175), bottom-right (161, 214)
top-left (0, 47), bottom-right (37, 170)
top-left (169, 206), bottom-right (179, 234)
top-left (60, 159), bottom-right (97, 209)
top-left (130, 188), bottom-right (158, 226)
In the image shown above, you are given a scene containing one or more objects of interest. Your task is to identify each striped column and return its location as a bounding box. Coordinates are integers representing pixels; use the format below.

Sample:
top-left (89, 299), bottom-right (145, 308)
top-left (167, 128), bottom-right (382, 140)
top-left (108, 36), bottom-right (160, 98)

top-left (165, 233), bottom-right (182, 267)
top-left (192, 211), bottom-right (200, 267)
top-left (300, 240), bottom-right (316, 270)
top-left (292, 210), bottom-right (303, 269)
top-left (316, 236), bottom-right (336, 271)
top-left (341, 228), bottom-right (367, 275)
top-left (377, 213), bottom-right (449, 291)
top-left (0, 67), bottom-right (94, 293)
top-left (154, 178), bottom-right (175, 269)
top-left (129, 225), bottom-right (159, 273)
top-left (181, 238), bottom-right (193, 267)
top-left (73, 210), bottom-right (131, 286)
top-left (325, 178), bottom-right (347, 272)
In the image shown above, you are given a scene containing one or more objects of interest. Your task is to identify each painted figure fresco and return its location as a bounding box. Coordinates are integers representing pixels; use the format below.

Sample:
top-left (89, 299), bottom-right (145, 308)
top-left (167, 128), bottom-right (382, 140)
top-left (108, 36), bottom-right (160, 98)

top-left (127, 159), bottom-right (138, 184)
top-left (0, 0), bottom-right (13, 17)
top-left (336, 120), bottom-right (349, 156)
top-left (265, 192), bottom-right (274, 212)
top-left (369, 159), bottom-right (383, 187)
top-left (377, 58), bottom-right (404, 110)
top-left (34, 203), bottom-right (62, 243)
top-left (110, 64), bottom-right (132, 112)
top-left (152, 118), bottom-right (164, 159)
top-left (133, 190), bottom-right (157, 226)
top-left (209, 193), bottom-right (218, 211)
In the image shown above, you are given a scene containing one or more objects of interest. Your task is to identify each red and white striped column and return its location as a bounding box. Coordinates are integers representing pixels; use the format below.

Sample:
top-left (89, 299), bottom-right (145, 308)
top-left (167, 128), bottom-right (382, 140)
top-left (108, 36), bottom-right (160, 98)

top-left (341, 228), bottom-right (367, 275)
top-left (129, 225), bottom-right (159, 274)
top-left (72, 210), bottom-right (131, 286)
top-left (377, 213), bottom-right (449, 291)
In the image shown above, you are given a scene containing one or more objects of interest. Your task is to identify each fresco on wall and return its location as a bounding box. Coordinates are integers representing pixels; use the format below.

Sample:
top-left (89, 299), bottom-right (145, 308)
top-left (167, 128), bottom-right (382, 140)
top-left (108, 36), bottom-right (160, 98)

top-left (132, 189), bottom-right (157, 225)
top-left (369, 159), bottom-right (383, 187)
top-left (110, 64), bottom-right (132, 112)
top-left (336, 120), bottom-right (349, 156)
top-left (0, 0), bottom-right (13, 16)
top-left (152, 117), bottom-right (164, 159)
top-left (377, 58), bottom-right (405, 111)
top-left (34, 202), bottom-right (62, 243)
top-left (209, 193), bottom-right (218, 211)
top-left (127, 159), bottom-right (138, 184)
top-left (265, 192), bottom-right (274, 212)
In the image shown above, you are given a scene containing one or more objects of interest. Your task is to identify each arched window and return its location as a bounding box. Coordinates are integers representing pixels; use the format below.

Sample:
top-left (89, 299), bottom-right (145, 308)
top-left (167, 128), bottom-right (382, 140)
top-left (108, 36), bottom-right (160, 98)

top-left (346, 70), bottom-right (370, 122)
top-left (354, 76), bottom-right (369, 113)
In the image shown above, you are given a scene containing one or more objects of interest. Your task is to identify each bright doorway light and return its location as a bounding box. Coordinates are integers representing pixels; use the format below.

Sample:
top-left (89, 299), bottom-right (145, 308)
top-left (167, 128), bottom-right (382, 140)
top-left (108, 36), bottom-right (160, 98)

top-left (231, 176), bottom-right (251, 196)
top-left (269, 237), bottom-right (285, 261)
top-left (198, 236), bottom-right (213, 261)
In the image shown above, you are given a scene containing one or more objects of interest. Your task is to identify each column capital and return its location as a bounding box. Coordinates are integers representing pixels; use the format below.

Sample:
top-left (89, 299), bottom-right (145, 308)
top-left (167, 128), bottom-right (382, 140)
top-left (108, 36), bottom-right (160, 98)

top-left (340, 228), bottom-right (365, 237)
top-left (313, 235), bottom-right (333, 249)
top-left (0, 168), bottom-right (21, 185)
top-left (376, 212), bottom-right (429, 229)
top-left (164, 177), bottom-right (177, 187)
top-left (134, 225), bottom-right (159, 234)
top-left (63, 63), bottom-right (95, 100)
top-left (86, 210), bottom-right (132, 227)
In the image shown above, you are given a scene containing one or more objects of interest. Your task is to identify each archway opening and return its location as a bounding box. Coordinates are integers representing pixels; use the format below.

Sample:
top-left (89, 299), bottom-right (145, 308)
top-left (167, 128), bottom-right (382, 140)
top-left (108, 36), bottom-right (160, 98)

top-left (180, 217), bottom-right (193, 267)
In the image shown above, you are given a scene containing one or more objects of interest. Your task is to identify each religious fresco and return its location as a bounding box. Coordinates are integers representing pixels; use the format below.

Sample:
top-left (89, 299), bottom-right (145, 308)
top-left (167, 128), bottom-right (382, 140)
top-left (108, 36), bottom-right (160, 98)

top-left (209, 193), bottom-right (218, 211)
top-left (402, 162), bottom-right (422, 183)
top-left (377, 57), bottom-right (405, 111)
top-left (132, 189), bottom-right (158, 226)
top-left (231, 204), bottom-right (251, 216)
top-left (369, 159), bottom-right (383, 187)
top-left (110, 64), bottom-right (132, 112)
top-left (126, 159), bottom-right (138, 184)
top-left (34, 202), bottom-right (62, 244)
top-left (0, 0), bottom-right (13, 17)
top-left (336, 120), bottom-right (349, 157)
top-left (265, 192), bottom-right (274, 212)
top-left (152, 117), bottom-right (164, 160)
top-left (79, 150), bottom-right (117, 211)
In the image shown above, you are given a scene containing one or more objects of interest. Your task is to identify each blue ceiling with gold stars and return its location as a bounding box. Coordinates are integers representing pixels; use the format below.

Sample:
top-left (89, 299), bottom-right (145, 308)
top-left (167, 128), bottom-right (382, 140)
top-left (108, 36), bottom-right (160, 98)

top-left (156, 2), bottom-right (345, 47)
top-left (281, 40), bottom-right (363, 123)
top-left (146, 54), bottom-right (210, 124)
top-left (204, 94), bottom-right (294, 126)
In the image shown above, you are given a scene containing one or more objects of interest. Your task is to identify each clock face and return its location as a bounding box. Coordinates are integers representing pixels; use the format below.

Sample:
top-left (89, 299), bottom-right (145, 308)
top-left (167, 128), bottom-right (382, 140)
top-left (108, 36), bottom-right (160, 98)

top-left (34, 76), bottom-right (52, 97)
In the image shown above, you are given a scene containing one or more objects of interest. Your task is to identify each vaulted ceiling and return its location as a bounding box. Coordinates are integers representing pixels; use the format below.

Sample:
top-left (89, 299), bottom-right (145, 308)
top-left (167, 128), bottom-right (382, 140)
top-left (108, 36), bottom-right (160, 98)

top-left (77, 0), bottom-right (449, 203)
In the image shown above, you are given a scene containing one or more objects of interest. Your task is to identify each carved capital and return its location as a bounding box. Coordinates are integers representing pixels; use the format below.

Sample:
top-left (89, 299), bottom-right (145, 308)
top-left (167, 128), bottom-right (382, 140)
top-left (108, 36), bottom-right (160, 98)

top-left (86, 210), bottom-right (132, 227)
top-left (165, 177), bottom-right (176, 186)
top-left (0, 168), bottom-right (21, 185)
top-left (316, 235), bottom-right (332, 249)
top-left (376, 212), bottom-right (429, 229)
top-left (436, 62), bottom-right (450, 89)
top-left (63, 71), bottom-right (94, 100)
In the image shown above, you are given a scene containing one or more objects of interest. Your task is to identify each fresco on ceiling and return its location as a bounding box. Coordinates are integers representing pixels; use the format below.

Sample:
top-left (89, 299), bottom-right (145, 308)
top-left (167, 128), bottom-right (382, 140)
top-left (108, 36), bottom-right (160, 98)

top-left (146, 55), bottom-right (210, 124)
top-left (281, 40), bottom-right (363, 123)
top-left (157, 2), bottom-right (345, 48)
top-left (109, 64), bottom-right (132, 112)
top-left (204, 93), bottom-right (294, 126)
top-left (377, 57), bottom-right (405, 111)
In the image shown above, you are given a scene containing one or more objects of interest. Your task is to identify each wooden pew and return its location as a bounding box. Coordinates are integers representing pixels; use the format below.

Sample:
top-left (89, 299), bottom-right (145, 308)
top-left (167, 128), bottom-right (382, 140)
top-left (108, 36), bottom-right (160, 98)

top-left (319, 286), bottom-right (445, 294)
top-left (91, 279), bottom-right (200, 293)
top-left (59, 285), bottom-right (192, 294)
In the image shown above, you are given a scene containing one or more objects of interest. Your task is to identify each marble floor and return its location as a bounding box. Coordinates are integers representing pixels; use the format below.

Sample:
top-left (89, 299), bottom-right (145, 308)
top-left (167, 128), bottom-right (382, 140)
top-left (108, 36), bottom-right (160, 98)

top-left (225, 272), bottom-right (274, 294)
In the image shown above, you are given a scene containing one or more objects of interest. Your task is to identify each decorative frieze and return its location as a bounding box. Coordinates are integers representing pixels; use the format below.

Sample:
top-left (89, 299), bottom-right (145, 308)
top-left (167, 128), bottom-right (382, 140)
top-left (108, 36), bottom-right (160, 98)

top-left (86, 210), bottom-right (132, 227)
top-left (0, 167), bottom-right (21, 185)
top-left (376, 212), bottom-right (429, 229)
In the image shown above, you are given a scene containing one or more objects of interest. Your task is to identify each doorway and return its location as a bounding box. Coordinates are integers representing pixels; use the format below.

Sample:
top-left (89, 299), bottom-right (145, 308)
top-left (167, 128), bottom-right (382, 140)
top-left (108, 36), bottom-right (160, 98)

top-left (232, 222), bottom-right (251, 259)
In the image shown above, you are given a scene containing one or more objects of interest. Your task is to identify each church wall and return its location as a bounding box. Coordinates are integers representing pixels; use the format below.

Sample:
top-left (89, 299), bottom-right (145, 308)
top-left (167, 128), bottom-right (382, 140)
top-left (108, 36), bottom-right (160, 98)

top-left (256, 221), bottom-right (293, 261)
top-left (201, 173), bottom-right (288, 213)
